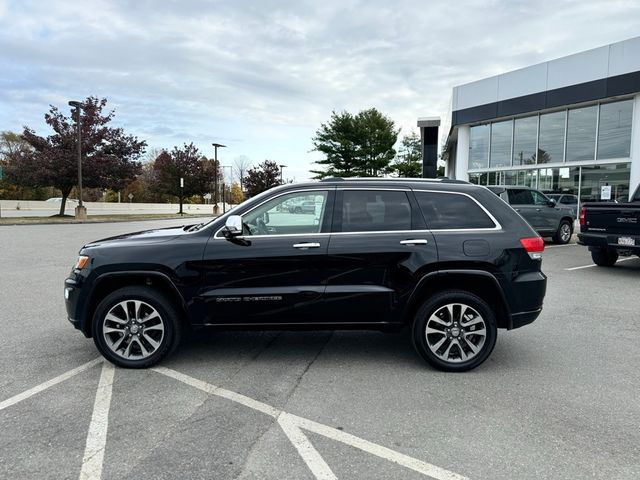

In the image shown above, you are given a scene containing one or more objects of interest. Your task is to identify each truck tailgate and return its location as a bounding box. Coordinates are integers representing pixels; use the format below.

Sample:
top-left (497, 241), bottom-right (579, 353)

top-left (583, 203), bottom-right (640, 235)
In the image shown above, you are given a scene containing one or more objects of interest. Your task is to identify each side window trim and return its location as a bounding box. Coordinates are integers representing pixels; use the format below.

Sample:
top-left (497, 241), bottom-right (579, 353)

top-left (412, 189), bottom-right (502, 231)
top-left (213, 188), bottom-right (335, 239)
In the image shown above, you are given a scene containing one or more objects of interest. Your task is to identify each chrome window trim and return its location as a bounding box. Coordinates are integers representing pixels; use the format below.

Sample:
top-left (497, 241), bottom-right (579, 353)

top-left (213, 188), bottom-right (332, 239)
top-left (412, 189), bottom-right (502, 231)
top-left (213, 187), bottom-right (501, 239)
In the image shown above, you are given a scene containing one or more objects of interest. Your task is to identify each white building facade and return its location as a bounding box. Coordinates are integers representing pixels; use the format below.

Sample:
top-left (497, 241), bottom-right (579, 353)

top-left (443, 36), bottom-right (640, 202)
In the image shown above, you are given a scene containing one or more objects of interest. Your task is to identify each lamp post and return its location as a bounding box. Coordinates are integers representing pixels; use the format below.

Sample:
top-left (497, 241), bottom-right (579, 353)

top-left (221, 165), bottom-right (232, 213)
top-left (279, 164), bottom-right (287, 184)
top-left (211, 142), bottom-right (226, 215)
top-left (68, 100), bottom-right (87, 219)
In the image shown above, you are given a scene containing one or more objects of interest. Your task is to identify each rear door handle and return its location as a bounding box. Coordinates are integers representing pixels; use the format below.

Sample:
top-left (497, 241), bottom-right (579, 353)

top-left (293, 242), bottom-right (320, 249)
top-left (400, 239), bottom-right (428, 245)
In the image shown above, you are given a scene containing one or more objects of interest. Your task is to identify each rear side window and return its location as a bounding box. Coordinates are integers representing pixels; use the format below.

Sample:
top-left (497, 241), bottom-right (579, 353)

top-left (415, 191), bottom-right (496, 230)
top-left (340, 190), bottom-right (412, 232)
top-left (508, 189), bottom-right (534, 205)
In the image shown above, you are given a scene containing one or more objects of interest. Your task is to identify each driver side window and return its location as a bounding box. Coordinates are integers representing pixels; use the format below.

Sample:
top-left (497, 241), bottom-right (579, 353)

top-left (242, 191), bottom-right (328, 236)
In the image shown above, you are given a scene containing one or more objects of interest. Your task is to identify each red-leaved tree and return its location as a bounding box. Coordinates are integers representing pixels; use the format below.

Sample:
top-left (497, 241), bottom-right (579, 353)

top-left (5, 97), bottom-right (146, 215)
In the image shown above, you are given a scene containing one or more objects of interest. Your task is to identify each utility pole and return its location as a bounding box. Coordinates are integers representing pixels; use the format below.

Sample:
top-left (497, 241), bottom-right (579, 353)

top-left (68, 100), bottom-right (87, 219)
top-left (279, 164), bottom-right (287, 184)
top-left (211, 143), bottom-right (226, 215)
top-left (179, 177), bottom-right (184, 215)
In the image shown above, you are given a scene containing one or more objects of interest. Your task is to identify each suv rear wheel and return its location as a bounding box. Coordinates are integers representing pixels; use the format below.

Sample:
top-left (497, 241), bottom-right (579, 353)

top-left (552, 220), bottom-right (573, 244)
top-left (412, 291), bottom-right (497, 372)
top-left (92, 286), bottom-right (182, 368)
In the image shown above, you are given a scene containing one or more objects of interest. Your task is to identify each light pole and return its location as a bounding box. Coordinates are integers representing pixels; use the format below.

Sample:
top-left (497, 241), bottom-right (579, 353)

top-left (222, 165), bottom-right (232, 213)
top-left (68, 100), bottom-right (87, 219)
top-left (279, 164), bottom-right (287, 184)
top-left (211, 142), bottom-right (226, 215)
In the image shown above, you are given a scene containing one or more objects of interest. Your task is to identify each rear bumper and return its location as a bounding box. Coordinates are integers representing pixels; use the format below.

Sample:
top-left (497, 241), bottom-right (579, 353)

top-left (578, 232), bottom-right (640, 253)
top-left (510, 309), bottom-right (542, 329)
top-left (506, 270), bottom-right (547, 329)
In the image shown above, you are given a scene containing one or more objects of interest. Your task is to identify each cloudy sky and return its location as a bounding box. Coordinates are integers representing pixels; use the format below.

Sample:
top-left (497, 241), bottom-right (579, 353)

top-left (1, 0), bottom-right (640, 181)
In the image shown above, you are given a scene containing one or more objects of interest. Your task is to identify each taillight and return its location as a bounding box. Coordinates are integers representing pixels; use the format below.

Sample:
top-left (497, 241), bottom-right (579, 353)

top-left (520, 237), bottom-right (544, 260)
top-left (579, 206), bottom-right (586, 226)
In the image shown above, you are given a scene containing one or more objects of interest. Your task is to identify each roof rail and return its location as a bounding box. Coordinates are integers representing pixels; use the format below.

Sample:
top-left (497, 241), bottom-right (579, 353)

top-left (319, 177), bottom-right (469, 184)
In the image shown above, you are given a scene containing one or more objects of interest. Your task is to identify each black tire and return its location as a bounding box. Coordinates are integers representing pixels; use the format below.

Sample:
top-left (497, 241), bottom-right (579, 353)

top-left (552, 219), bottom-right (573, 244)
top-left (412, 290), bottom-right (497, 372)
top-left (92, 286), bottom-right (182, 368)
top-left (294, 206), bottom-right (302, 214)
top-left (591, 248), bottom-right (619, 267)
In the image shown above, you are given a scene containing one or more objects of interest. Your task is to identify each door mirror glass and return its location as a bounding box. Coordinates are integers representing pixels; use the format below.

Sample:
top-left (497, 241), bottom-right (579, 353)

top-left (223, 215), bottom-right (243, 237)
top-left (547, 199), bottom-right (557, 207)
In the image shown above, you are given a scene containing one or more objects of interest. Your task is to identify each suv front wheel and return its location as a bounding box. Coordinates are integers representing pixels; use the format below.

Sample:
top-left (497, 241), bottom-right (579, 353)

top-left (412, 291), bottom-right (497, 372)
top-left (92, 286), bottom-right (182, 368)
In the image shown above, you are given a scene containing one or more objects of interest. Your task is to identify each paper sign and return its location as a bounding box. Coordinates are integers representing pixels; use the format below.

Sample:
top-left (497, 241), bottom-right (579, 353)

top-left (601, 185), bottom-right (611, 200)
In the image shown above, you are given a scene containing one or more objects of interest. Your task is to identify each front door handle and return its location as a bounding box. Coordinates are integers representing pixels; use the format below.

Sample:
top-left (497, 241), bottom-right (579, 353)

top-left (293, 242), bottom-right (320, 249)
top-left (400, 239), bottom-right (428, 245)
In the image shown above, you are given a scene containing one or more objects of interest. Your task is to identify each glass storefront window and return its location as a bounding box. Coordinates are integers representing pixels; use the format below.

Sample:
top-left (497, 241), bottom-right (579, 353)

top-left (468, 173), bottom-right (481, 185)
top-left (538, 167), bottom-right (580, 195)
top-left (489, 120), bottom-right (512, 168)
top-left (580, 163), bottom-right (631, 202)
top-left (597, 100), bottom-right (633, 159)
top-left (566, 105), bottom-right (597, 162)
top-left (538, 111), bottom-right (565, 164)
top-left (513, 116), bottom-right (538, 165)
top-left (469, 125), bottom-right (489, 169)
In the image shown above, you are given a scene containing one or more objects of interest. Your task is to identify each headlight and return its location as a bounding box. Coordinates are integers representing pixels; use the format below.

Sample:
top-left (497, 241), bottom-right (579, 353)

top-left (74, 255), bottom-right (89, 270)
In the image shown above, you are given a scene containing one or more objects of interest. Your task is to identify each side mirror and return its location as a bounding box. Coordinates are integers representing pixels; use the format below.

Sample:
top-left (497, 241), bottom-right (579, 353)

top-left (222, 215), bottom-right (243, 238)
top-left (547, 199), bottom-right (557, 207)
top-left (263, 212), bottom-right (270, 224)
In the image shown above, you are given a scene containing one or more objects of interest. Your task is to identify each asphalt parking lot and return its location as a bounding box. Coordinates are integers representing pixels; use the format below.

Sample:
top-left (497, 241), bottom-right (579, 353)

top-left (1, 219), bottom-right (639, 480)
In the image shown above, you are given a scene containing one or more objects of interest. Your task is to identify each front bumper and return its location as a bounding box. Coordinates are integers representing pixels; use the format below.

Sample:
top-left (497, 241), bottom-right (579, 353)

top-left (64, 276), bottom-right (91, 337)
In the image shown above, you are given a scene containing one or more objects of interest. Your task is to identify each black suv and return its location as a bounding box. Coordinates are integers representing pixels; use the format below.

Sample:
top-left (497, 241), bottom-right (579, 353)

top-left (65, 179), bottom-right (547, 371)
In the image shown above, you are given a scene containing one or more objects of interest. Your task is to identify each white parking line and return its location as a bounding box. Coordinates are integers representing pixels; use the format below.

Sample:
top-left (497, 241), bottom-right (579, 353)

top-left (278, 413), bottom-right (337, 480)
top-left (79, 361), bottom-right (115, 480)
top-left (153, 366), bottom-right (469, 480)
top-left (0, 358), bottom-right (101, 411)
top-left (545, 243), bottom-right (578, 249)
top-left (565, 257), bottom-right (637, 271)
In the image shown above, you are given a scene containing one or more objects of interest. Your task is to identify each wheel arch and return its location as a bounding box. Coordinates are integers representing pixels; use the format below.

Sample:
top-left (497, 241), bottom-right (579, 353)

top-left (83, 271), bottom-right (190, 338)
top-left (403, 270), bottom-right (512, 329)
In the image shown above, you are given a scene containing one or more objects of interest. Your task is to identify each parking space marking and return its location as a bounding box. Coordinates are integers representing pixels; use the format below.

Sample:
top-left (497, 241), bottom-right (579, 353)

top-left (0, 358), bottom-right (101, 411)
top-left (545, 243), bottom-right (578, 249)
top-left (153, 366), bottom-right (469, 480)
top-left (565, 257), bottom-right (637, 271)
top-left (278, 412), bottom-right (337, 480)
top-left (80, 362), bottom-right (115, 480)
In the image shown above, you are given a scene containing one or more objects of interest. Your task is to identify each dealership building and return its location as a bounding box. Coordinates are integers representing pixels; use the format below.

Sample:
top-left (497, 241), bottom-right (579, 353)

top-left (441, 36), bottom-right (640, 202)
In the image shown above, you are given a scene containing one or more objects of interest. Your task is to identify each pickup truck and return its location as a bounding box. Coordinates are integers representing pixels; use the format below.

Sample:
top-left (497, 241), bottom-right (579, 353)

top-left (577, 185), bottom-right (640, 266)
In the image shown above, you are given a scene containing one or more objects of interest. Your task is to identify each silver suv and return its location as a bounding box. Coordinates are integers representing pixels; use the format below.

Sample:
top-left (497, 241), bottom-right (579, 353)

top-left (488, 186), bottom-right (576, 244)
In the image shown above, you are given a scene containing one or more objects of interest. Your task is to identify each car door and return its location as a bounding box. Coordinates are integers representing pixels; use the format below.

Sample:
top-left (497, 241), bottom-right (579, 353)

top-left (324, 188), bottom-right (437, 324)
top-left (531, 189), bottom-right (559, 232)
top-left (197, 188), bottom-right (335, 325)
top-left (507, 188), bottom-right (543, 230)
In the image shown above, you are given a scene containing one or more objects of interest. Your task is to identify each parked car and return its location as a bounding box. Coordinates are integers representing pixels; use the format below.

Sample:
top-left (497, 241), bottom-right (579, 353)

top-left (288, 200), bottom-right (316, 214)
top-left (577, 185), bottom-right (640, 266)
top-left (46, 197), bottom-right (78, 203)
top-left (546, 193), bottom-right (578, 216)
top-left (65, 178), bottom-right (547, 372)
top-left (488, 186), bottom-right (576, 244)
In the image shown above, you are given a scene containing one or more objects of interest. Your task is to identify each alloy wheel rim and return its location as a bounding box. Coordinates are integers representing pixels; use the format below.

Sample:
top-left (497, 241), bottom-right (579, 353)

top-left (561, 224), bottom-right (571, 241)
top-left (425, 303), bottom-right (487, 363)
top-left (102, 300), bottom-right (165, 360)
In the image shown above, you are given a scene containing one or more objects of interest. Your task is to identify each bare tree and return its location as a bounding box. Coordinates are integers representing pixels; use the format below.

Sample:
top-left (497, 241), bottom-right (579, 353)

top-left (233, 155), bottom-right (252, 190)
